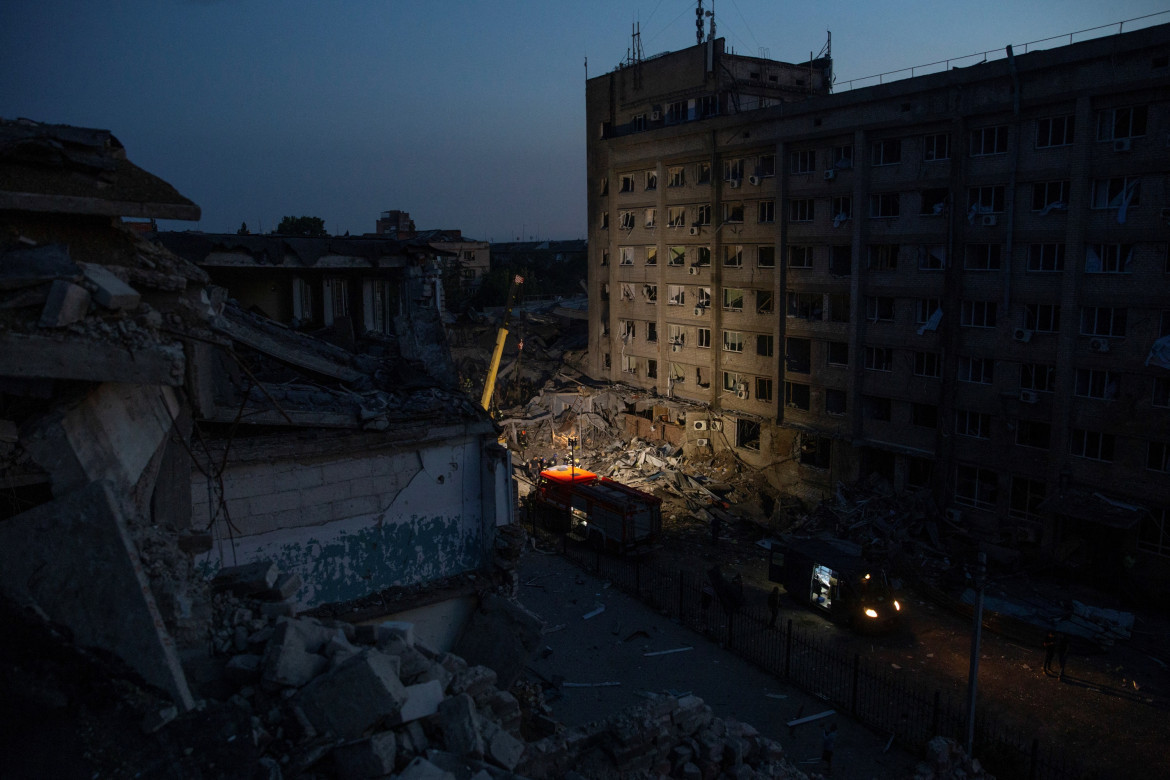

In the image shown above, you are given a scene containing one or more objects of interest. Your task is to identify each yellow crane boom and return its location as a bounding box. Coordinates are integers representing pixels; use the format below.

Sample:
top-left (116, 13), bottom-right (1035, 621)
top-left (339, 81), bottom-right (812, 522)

top-left (480, 274), bottom-right (523, 411)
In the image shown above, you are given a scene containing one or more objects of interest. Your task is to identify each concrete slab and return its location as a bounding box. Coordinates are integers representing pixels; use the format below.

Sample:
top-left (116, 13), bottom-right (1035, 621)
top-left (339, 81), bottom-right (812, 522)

top-left (296, 648), bottom-right (407, 739)
top-left (79, 262), bottom-right (141, 310)
top-left (438, 693), bottom-right (483, 758)
top-left (397, 679), bottom-right (445, 724)
top-left (0, 480), bottom-right (194, 708)
top-left (37, 280), bottom-right (89, 327)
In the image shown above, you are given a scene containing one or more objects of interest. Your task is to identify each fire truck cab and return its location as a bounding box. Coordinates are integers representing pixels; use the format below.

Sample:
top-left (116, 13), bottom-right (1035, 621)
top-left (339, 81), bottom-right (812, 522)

top-left (529, 465), bottom-right (662, 554)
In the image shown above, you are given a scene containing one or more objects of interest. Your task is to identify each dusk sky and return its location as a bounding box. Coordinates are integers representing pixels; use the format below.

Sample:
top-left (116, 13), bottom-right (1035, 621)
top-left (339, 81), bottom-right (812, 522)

top-left (2, 1), bottom-right (1166, 240)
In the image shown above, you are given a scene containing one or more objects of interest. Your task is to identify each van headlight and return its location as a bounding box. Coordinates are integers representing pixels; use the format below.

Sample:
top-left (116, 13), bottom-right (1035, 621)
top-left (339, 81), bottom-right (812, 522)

top-left (894, 600), bottom-right (901, 611)
top-left (864, 608), bottom-right (879, 618)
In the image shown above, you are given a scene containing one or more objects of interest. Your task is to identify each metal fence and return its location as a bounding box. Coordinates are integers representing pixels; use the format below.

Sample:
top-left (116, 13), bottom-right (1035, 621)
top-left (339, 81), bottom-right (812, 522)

top-left (556, 540), bottom-right (1077, 780)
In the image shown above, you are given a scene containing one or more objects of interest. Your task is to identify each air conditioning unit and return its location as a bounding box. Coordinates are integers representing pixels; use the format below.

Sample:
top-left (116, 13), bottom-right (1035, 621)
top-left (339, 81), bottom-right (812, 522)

top-left (688, 226), bottom-right (700, 236)
top-left (728, 178), bottom-right (741, 189)
top-left (671, 343), bottom-right (681, 352)
top-left (1019, 390), bottom-right (1040, 404)
top-left (709, 420), bottom-right (722, 431)
top-left (1113, 138), bottom-right (1132, 152)
top-left (651, 110), bottom-right (662, 121)
top-left (694, 306), bottom-right (704, 316)
top-left (980, 215), bottom-right (998, 227)
top-left (1013, 328), bottom-right (1033, 343)
top-left (737, 389), bottom-right (749, 399)
top-left (693, 420), bottom-right (708, 431)
top-left (748, 175), bottom-right (761, 186)
top-left (695, 438), bottom-right (710, 447)
top-left (823, 169), bottom-right (836, 181)
top-left (1089, 337), bottom-right (1110, 353)
top-left (944, 508), bottom-right (963, 524)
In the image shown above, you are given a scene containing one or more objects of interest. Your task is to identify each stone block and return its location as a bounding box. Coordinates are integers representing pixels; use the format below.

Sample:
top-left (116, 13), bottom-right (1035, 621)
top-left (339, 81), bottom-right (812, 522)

top-left (213, 560), bottom-right (278, 596)
top-left (400, 720), bottom-right (429, 758)
top-left (397, 679), bottom-right (445, 724)
top-left (261, 618), bottom-right (346, 688)
top-left (79, 262), bottom-right (140, 309)
top-left (396, 645), bottom-right (432, 682)
top-left (449, 665), bottom-right (497, 706)
top-left (38, 280), bottom-right (90, 327)
top-left (225, 653), bottom-right (262, 685)
top-left (296, 649), bottom-right (406, 740)
top-left (481, 719), bottom-right (526, 771)
top-left (398, 757), bottom-right (456, 780)
top-left (438, 693), bottom-right (482, 758)
top-left (332, 731), bottom-right (397, 779)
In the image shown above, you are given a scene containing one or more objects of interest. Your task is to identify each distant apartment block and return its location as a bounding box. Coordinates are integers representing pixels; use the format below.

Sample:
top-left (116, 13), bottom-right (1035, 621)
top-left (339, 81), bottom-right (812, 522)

top-left (585, 27), bottom-right (1170, 590)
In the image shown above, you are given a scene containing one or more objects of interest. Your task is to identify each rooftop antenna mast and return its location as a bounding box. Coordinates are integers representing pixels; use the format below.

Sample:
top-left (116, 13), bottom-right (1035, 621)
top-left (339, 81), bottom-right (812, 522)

top-left (696, 1), bottom-right (715, 44)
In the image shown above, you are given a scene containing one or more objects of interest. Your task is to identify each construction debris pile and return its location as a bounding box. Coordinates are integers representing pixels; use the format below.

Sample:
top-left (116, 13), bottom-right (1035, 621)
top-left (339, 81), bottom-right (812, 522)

top-left (913, 737), bottom-right (993, 780)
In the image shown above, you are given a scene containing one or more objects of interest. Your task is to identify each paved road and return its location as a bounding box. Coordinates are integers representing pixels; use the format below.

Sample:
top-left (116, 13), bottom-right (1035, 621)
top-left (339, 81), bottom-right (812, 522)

top-left (515, 546), bottom-right (921, 779)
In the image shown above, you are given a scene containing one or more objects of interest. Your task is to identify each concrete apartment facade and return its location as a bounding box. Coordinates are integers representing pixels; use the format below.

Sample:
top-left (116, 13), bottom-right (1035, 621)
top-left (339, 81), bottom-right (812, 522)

top-left (586, 27), bottom-right (1170, 592)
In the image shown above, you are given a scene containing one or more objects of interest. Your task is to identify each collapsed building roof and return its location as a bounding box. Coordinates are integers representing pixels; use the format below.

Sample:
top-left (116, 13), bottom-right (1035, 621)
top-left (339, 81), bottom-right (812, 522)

top-left (0, 117), bottom-right (200, 220)
top-left (157, 230), bottom-right (452, 268)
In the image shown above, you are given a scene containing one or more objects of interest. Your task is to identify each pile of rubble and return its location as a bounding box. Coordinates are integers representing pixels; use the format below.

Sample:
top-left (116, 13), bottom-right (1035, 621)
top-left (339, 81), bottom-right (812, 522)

top-left (913, 737), bottom-right (993, 780)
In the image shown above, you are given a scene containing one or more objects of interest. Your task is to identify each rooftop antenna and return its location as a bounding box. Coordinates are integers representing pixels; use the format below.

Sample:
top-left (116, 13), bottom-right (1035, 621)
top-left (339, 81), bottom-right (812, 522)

top-left (696, 0), bottom-right (704, 45)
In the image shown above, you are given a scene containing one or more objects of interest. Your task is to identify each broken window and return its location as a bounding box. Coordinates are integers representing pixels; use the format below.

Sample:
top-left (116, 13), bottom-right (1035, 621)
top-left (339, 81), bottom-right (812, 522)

top-left (669, 166), bottom-right (686, 187)
top-left (1020, 362), bottom-right (1056, 393)
top-left (293, 277), bottom-right (314, 322)
top-left (1079, 306), bottom-right (1126, 337)
top-left (619, 211), bottom-right (636, 230)
top-left (600, 211), bottom-right (609, 229)
top-left (832, 145), bottom-right (853, 168)
top-left (620, 246), bottom-right (635, 265)
top-left (914, 351), bottom-right (941, 378)
top-left (668, 323), bottom-right (686, 347)
top-left (695, 204), bottom-right (712, 225)
top-left (644, 208), bottom-right (657, 228)
top-left (631, 114), bottom-right (646, 132)
top-left (867, 244), bottom-right (898, 271)
top-left (697, 287), bottom-right (711, 307)
top-left (620, 282), bottom-right (635, 301)
top-left (825, 389), bottom-right (846, 415)
top-left (964, 244), bottom-right (1002, 271)
top-left (1074, 368), bottom-right (1119, 400)
top-left (1032, 180), bottom-right (1070, 212)
top-left (736, 418), bottom-right (761, 450)
top-left (642, 284), bottom-right (657, 302)
top-left (1036, 115), bottom-right (1074, 148)
top-left (1096, 105), bottom-right (1147, 141)
top-left (1027, 244), bottom-right (1064, 272)
top-left (620, 175), bottom-right (636, 192)
top-left (666, 101), bottom-right (686, 124)
top-left (869, 192), bottom-right (900, 218)
top-left (645, 246), bottom-right (657, 266)
top-left (667, 285), bottom-right (685, 306)
top-left (647, 359), bottom-right (657, 378)
top-left (831, 196), bottom-right (851, 225)
top-left (918, 245), bottom-right (946, 270)
top-left (723, 158), bottom-right (745, 181)
top-left (915, 298), bottom-right (941, 325)
top-left (668, 207), bottom-right (686, 228)
top-left (920, 189), bottom-right (949, 216)
top-left (722, 287), bottom-right (744, 312)
top-left (955, 409), bottom-right (991, 439)
top-left (955, 465), bottom-right (998, 510)
top-left (323, 277), bottom-right (349, 326)
top-left (646, 321), bottom-right (658, 342)
top-left (827, 342), bottom-right (848, 367)
top-left (1090, 177), bottom-right (1141, 210)
top-left (923, 133), bottom-right (950, 161)
top-left (967, 185), bottom-right (1006, 214)
top-left (645, 170), bottom-right (657, 190)
top-left (789, 245), bottom-right (813, 269)
top-left (864, 346), bottom-right (893, 372)
top-left (722, 330), bottom-right (744, 352)
top-left (786, 292), bottom-right (822, 320)
top-left (1070, 429), bottom-right (1115, 462)
top-left (970, 125), bottom-right (1008, 156)
top-left (668, 246), bottom-right (686, 266)
top-left (757, 246), bottom-right (776, 268)
top-left (362, 279), bottom-right (395, 335)
top-left (697, 327), bottom-right (711, 348)
top-left (957, 356), bottom-right (994, 385)
top-left (912, 403), bottom-right (938, 428)
top-left (621, 354), bottom-right (638, 374)
top-left (960, 300), bottom-right (997, 329)
top-left (723, 245), bottom-right (743, 268)
top-left (1016, 420), bottom-right (1052, 449)
top-left (617, 319), bottom-right (635, 340)
top-left (788, 199), bottom-right (814, 222)
top-left (1023, 303), bottom-right (1060, 332)
top-left (871, 138), bottom-right (901, 166)
top-left (784, 382), bottom-right (810, 411)
top-left (756, 334), bottom-right (774, 357)
top-left (756, 290), bottom-right (773, 315)
top-left (864, 296), bottom-right (894, 322)
top-left (668, 362), bottom-right (685, 382)
top-left (723, 201), bottom-right (745, 223)
top-left (600, 249), bottom-right (609, 266)
top-left (697, 162), bottom-right (711, 184)
top-left (695, 246), bottom-right (712, 267)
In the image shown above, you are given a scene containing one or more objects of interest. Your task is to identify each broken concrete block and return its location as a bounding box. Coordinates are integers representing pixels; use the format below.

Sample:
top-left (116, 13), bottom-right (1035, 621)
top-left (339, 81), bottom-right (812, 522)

top-left (396, 645), bottom-right (433, 682)
top-left (399, 719), bottom-right (430, 758)
top-left (417, 660), bottom-right (454, 694)
top-left (449, 665), bottom-right (498, 706)
top-left (213, 560), bottom-right (278, 596)
top-left (79, 262), bottom-right (140, 310)
top-left (296, 649), bottom-right (407, 740)
top-left (225, 653), bottom-right (263, 686)
top-left (397, 679), bottom-right (445, 724)
top-left (437, 652), bottom-right (469, 676)
top-left (438, 693), bottom-right (483, 758)
top-left (481, 719), bottom-right (526, 771)
top-left (261, 619), bottom-right (344, 688)
top-left (453, 594), bottom-right (544, 690)
top-left (332, 731), bottom-right (397, 778)
top-left (397, 757), bottom-right (456, 780)
top-left (37, 280), bottom-right (90, 327)
top-left (259, 572), bottom-right (302, 602)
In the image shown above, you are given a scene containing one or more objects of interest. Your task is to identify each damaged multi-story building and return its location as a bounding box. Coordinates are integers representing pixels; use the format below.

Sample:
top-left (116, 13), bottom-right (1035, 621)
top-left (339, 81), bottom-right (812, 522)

top-left (0, 118), bottom-right (514, 710)
top-left (585, 24), bottom-right (1170, 592)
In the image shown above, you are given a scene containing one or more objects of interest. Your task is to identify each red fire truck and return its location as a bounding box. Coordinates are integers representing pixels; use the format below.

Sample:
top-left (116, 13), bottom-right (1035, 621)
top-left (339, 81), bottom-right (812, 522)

top-left (528, 465), bottom-right (662, 554)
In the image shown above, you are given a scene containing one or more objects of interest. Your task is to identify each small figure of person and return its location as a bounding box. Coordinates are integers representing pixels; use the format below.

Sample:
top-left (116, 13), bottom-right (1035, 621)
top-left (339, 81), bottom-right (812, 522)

top-left (1042, 630), bottom-right (1057, 675)
top-left (767, 586), bottom-right (781, 628)
top-left (1057, 633), bottom-right (1070, 680)
top-left (822, 722), bottom-right (837, 773)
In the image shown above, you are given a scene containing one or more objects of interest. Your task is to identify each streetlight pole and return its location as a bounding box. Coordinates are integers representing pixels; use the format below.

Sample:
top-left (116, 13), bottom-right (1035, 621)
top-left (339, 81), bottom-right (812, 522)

top-left (965, 550), bottom-right (986, 756)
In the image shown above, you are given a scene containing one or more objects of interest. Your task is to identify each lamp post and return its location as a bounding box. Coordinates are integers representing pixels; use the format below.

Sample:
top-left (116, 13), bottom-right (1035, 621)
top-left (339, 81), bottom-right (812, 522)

top-left (568, 435), bottom-right (579, 477)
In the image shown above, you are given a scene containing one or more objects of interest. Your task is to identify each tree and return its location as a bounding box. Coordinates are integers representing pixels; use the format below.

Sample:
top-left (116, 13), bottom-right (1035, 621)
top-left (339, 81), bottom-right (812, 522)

top-left (237, 222), bottom-right (249, 235)
top-left (275, 216), bottom-right (327, 236)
